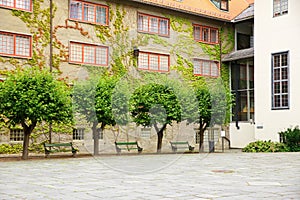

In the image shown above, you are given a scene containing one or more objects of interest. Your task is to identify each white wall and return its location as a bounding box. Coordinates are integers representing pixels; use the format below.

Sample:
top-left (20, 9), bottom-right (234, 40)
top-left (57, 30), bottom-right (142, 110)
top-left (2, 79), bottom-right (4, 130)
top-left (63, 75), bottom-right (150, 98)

top-left (230, 123), bottom-right (255, 148)
top-left (254, 0), bottom-right (300, 141)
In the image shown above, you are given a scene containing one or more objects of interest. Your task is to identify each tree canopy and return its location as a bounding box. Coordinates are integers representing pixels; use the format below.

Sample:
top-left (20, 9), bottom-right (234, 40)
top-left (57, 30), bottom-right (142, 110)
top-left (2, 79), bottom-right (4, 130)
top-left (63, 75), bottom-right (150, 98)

top-left (0, 68), bottom-right (73, 159)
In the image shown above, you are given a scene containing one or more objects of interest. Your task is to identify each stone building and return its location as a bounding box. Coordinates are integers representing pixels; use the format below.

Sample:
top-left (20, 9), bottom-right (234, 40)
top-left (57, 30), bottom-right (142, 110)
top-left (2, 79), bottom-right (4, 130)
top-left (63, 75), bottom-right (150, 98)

top-left (0, 0), bottom-right (253, 153)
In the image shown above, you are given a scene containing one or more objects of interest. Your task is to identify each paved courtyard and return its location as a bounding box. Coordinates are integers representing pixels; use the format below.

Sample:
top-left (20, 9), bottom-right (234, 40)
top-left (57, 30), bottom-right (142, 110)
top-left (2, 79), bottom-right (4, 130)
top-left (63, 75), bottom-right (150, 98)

top-left (0, 152), bottom-right (299, 199)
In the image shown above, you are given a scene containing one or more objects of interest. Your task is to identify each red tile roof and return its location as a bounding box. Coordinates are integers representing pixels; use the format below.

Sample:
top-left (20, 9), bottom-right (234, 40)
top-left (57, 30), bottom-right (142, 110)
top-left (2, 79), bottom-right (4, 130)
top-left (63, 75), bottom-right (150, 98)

top-left (131, 0), bottom-right (253, 21)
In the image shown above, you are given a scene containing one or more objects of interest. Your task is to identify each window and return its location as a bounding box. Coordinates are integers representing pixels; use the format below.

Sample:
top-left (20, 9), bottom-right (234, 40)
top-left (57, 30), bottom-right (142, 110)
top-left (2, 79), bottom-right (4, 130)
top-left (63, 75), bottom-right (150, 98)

top-left (69, 0), bottom-right (108, 25)
top-left (211, 0), bottom-right (228, 11)
top-left (0, 31), bottom-right (32, 58)
top-left (138, 13), bottom-right (170, 37)
top-left (69, 41), bottom-right (108, 66)
top-left (193, 25), bottom-right (219, 44)
top-left (193, 59), bottom-right (220, 77)
top-left (138, 51), bottom-right (169, 72)
top-left (96, 128), bottom-right (103, 140)
top-left (10, 128), bottom-right (24, 141)
top-left (0, 0), bottom-right (32, 11)
top-left (274, 0), bottom-right (288, 17)
top-left (272, 52), bottom-right (289, 109)
top-left (141, 127), bottom-right (151, 138)
top-left (231, 61), bottom-right (254, 122)
top-left (73, 128), bottom-right (85, 140)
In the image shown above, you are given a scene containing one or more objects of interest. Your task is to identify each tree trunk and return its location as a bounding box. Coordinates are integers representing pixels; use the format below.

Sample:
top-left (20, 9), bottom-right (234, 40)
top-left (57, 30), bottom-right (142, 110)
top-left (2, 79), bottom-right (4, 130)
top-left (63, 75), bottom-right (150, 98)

top-left (155, 124), bottom-right (166, 153)
top-left (21, 121), bottom-right (36, 160)
top-left (92, 121), bottom-right (99, 156)
top-left (199, 129), bottom-right (205, 153)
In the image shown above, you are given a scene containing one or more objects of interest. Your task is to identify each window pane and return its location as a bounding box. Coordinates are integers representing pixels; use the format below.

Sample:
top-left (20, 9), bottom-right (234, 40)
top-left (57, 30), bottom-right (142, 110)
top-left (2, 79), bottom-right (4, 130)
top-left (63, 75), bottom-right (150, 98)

top-left (281, 67), bottom-right (288, 79)
top-left (193, 60), bottom-right (201, 74)
top-left (150, 17), bottom-right (158, 33)
top-left (0, 0), bottom-right (13, 7)
top-left (202, 28), bottom-right (209, 42)
top-left (274, 68), bottom-right (280, 80)
top-left (274, 82), bottom-right (280, 94)
top-left (211, 62), bottom-right (219, 76)
top-left (282, 81), bottom-right (288, 93)
top-left (70, 43), bottom-right (82, 62)
top-left (210, 29), bottom-right (218, 43)
top-left (220, 0), bottom-right (228, 10)
top-left (281, 53), bottom-right (288, 66)
top-left (273, 55), bottom-right (280, 67)
top-left (159, 19), bottom-right (168, 35)
top-left (138, 53), bottom-right (149, 70)
top-left (149, 54), bottom-right (159, 70)
top-left (84, 4), bottom-right (95, 22)
top-left (282, 94), bottom-right (288, 107)
top-left (15, 35), bottom-right (30, 56)
top-left (159, 55), bottom-right (169, 71)
top-left (83, 45), bottom-right (95, 64)
top-left (203, 61), bottom-right (210, 76)
top-left (194, 26), bottom-right (200, 41)
top-left (70, 1), bottom-right (82, 19)
top-left (96, 6), bottom-right (107, 24)
top-left (16, 0), bottom-right (30, 10)
top-left (0, 33), bottom-right (14, 55)
top-left (138, 15), bottom-right (145, 31)
top-left (274, 95), bottom-right (281, 108)
top-left (96, 46), bottom-right (107, 65)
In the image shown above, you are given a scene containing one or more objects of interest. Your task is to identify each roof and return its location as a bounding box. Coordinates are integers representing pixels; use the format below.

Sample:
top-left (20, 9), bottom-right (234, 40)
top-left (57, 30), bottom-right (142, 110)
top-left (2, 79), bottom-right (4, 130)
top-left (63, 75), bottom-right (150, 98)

top-left (129, 0), bottom-right (253, 21)
top-left (222, 47), bottom-right (254, 62)
top-left (233, 3), bottom-right (254, 22)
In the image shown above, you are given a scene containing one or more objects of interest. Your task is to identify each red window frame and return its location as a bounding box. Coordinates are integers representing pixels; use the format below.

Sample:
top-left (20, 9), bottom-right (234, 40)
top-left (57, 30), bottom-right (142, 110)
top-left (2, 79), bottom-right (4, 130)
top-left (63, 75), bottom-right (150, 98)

top-left (69, 41), bottom-right (108, 66)
top-left (193, 24), bottom-right (219, 44)
top-left (0, 0), bottom-right (32, 12)
top-left (193, 59), bottom-right (220, 77)
top-left (137, 13), bottom-right (170, 37)
top-left (0, 31), bottom-right (32, 58)
top-left (138, 51), bottom-right (170, 72)
top-left (69, 0), bottom-right (109, 25)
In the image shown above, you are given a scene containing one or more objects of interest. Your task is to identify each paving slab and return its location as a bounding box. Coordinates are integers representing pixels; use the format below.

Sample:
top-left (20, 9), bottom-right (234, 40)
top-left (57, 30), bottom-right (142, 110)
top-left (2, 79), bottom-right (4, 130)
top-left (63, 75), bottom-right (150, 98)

top-left (0, 152), bottom-right (299, 199)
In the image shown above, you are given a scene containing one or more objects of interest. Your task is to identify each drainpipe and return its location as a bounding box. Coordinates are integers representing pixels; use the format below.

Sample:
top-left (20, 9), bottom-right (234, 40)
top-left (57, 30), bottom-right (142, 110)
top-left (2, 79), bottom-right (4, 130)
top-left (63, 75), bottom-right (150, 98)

top-left (49, 0), bottom-right (53, 143)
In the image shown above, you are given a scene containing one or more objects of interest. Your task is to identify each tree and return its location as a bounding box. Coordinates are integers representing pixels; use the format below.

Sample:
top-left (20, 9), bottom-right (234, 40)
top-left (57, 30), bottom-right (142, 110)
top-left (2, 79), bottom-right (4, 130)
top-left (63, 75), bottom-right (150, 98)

top-left (0, 68), bottom-right (73, 159)
top-left (194, 83), bottom-right (229, 152)
top-left (94, 75), bottom-right (120, 151)
top-left (130, 83), bottom-right (181, 153)
top-left (72, 76), bottom-right (100, 155)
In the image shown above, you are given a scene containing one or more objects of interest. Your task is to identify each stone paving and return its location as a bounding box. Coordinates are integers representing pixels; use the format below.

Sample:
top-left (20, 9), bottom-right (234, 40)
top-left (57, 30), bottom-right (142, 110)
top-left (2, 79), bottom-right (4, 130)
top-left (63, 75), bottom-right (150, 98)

top-left (0, 152), bottom-right (299, 199)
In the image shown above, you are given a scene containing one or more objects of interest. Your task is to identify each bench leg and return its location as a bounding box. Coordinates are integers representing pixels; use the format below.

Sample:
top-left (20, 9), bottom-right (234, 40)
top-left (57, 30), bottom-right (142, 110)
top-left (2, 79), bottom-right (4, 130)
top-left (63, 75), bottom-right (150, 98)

top-left (171, 147), bottom-right (177, 153)
top-left (45, 153), bottom-right (49, 158)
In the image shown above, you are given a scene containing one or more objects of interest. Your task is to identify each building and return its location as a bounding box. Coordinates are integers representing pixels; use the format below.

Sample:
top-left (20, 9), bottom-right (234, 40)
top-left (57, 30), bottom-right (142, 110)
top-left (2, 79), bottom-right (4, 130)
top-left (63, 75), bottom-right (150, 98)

top-left (0, 0), bottom-right (254, 153)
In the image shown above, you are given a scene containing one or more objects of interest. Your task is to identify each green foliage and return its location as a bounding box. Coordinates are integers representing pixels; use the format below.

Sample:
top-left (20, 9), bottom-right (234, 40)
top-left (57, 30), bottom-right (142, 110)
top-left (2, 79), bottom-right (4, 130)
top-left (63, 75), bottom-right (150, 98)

top-left (0, 68), bottom-right (73, 126)
top-left (279, 126), bottom-right (300, 152)
top-left (0, 143), bottom-right (44, 154)
top-left (130, 83), bottom-right (181, 127)
top-left (242, 140), bottom-right (288, 152)
top-left (95, 75), bottom-right (120, 127)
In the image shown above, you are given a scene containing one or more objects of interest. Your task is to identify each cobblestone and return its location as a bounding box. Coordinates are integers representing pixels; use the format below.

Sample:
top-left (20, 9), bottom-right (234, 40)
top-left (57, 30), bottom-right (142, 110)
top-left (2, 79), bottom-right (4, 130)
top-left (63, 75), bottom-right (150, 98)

top-left (0, 152), bottom-right (299, 199)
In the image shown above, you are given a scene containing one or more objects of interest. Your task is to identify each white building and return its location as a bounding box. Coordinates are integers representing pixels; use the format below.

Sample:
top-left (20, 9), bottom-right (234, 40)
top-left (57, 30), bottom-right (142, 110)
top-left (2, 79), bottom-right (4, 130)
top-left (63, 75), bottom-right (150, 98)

top-left (227, 0), bottom-right (300, 148)
top-left (254, 0), bottom-right (300, 141)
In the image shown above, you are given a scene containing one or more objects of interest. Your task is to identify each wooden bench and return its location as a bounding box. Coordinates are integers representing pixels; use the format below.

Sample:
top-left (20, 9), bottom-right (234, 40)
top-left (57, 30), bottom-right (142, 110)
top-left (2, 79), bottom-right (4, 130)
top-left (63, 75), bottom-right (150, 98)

top-left (170, 141), bottom-right (194, 152)
top-left (115, 141), bottom-right (143, 154)
top-left (43, 142), bottom-right (78, 158)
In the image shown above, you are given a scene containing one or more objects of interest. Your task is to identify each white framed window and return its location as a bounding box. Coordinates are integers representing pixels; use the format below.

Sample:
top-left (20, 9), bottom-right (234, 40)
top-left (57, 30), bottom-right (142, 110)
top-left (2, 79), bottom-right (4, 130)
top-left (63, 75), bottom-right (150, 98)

top-left (138, 13), bottom-right (170, 37)
top-left (0, 31), bottom-right (32, 58)
top-left (69, 0), bottom-right (108, 25)
top-left (10, 128), bottom-right (24, 141)
top-left (272, 52), bottom-right (289, 109)
top-left (273, 0), bottom-right (288, 17)
top-left (193, 59), bottom-right (220, 77)
top-left (0, 0), bottom-right (32, 11)
top-left (193, 24), bottom-right (219, 44)
top-left (73, 128), bottom-right (85, 140)
top-left (69, 41), bottom-right (108, 66)
top-left (138, 51), bottom-right (169, 72)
